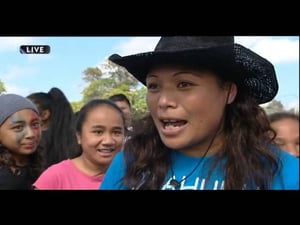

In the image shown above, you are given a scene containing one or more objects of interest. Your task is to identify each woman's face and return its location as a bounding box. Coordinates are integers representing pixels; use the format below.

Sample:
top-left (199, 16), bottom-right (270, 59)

top-left (146, 65), bottom-right (236, 157)
top-left (0, 109), bottom-right (41, 165)
top-left (271, 118), bottom-right (299, 157)
top-left (76, 105), bottom-right (125, 167)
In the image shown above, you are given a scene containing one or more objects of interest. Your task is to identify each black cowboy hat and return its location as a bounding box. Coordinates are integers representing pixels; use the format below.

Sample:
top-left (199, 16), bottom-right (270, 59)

top-left (109, 36), bottom-right (278, 104)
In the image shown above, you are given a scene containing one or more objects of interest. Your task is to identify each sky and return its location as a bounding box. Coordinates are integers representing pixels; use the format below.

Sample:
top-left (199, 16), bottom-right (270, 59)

top-left (0, 36), bottom-right (298, 110)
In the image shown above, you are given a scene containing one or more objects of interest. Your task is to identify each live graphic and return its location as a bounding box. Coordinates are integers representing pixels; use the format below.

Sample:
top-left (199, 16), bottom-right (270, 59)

top-left (20, 45), bottom-right (50, 54)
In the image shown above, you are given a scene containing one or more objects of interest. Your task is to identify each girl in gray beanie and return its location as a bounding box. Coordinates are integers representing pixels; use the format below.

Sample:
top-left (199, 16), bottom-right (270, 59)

top-left (0, 94), bottom-right (44, 189)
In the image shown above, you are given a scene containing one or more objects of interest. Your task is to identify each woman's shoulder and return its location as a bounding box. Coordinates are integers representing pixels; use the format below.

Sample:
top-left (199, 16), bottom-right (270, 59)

top-left (108, 151), bottom-right (126, 168)
top-left (270, 145), bottom-right (299, 164)
top-left (0, 166), bottom-right (13, 178)
top-left (100, 151), bottom-right (127, 190)
top-left (278, 150), bottom-right (299, 171)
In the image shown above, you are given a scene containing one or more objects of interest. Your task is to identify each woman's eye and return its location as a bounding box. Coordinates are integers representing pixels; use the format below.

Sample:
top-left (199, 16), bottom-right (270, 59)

top-left (32, 121), bottom-right (41, 128)
top-left (146, 83), bottom-right (158, 89)
top-left (113, 130), bottom-right (123, 136)
top-left (12, 125), bottom-right (24, 131)
top-left (93, 130), bottom-right (103, 135)
top-left (178, 81), bottom-right (192, 88)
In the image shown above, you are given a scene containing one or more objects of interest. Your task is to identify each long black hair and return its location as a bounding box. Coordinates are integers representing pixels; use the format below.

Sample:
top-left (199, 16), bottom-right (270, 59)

top-left (27, 87), bottom-right (78, 168)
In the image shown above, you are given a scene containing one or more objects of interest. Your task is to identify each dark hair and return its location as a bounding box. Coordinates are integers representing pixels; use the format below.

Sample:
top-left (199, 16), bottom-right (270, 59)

top-left (109, 94), bottom-right (131, 108)
top-left (27, 92), bottom-right (51, 114)
top-left (268, 111), bottom-right (299, 123)
top-left (27, 87), bottom-right (78, 168)
top-left (268, 111), bottom-right (299, 142)
top-left (123, 72), bottom-right (280, 190)
top-left (0, 143), bottom-right (45, 183)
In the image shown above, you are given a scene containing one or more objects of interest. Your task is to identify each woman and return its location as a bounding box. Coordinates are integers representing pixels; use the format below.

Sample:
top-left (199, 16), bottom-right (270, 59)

top-left (33, 99), bottom-right (125, 189)
top-left (100, 36), bottom-right (299, 190)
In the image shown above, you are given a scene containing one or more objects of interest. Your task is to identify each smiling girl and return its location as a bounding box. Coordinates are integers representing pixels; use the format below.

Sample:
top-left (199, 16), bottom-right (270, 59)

top-left (33, 99), bottom-right (125, 189)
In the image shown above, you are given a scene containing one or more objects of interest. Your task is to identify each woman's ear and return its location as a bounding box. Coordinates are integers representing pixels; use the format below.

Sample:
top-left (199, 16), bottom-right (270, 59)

top-left (40, 109), bottom-right (50, 121)
top-left (226, 83), bottom-right (237, 104)
top-left (76, 132), bottom-right (81, 145)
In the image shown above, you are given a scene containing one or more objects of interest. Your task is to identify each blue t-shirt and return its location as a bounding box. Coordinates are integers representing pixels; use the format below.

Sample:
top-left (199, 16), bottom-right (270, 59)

top-left (100, 147), bottom-right (299, 190)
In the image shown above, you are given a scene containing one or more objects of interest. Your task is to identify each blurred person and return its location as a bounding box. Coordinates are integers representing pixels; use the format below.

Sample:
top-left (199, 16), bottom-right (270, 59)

top-left (33, 99), bottom-right (125, 189)
top-left (100, 36), bottom-right (299, 190)
top-left (0, 94), bottom-right (44, 189)
top-left (109, 93), bottom-right (134, 143)
top-left (27, 87), bottom-right (78, 168)
top-left (109, 93), bottom-right (133, 131)
top-left (269, 111), bottom-right (299, 158)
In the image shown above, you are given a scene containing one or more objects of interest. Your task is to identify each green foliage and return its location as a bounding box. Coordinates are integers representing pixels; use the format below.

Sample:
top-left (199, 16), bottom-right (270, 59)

top-left (82, 77), bottom-right (116, 102)
top-left (70, 101), bottom-right (84, 113)
top-left (131, 86), bottom-right (148, 119)
top-left (81, 60), bottom-right (148, 118)
top-left (0, 80), bottom-right (6, 94)
top-left (82, 67), bottom-right (103, 83)
top-left (102, 60), bottom-right (139, 87)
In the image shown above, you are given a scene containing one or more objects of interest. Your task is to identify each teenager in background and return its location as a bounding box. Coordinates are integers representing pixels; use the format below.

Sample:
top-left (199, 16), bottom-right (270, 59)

top-left (27, 87), bottom-right (78, 168)
top-left (0, 94), bottom-right (44, 189)
top-left (269, 111), bottom-right (299, 158)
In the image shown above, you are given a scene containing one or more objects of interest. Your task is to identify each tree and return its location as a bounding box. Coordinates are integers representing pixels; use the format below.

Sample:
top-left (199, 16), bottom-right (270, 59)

top-left (0, 80), bottom-right (6, 94)
top-left (82, 60), bottom-right (139, 102)
top-left (70, 101), bottom-right (84, 113)
top-left (82, 67), bottom-right (103, 83)
top-left (101, 60), bottom-right (139, 87)
top-left (81, 60), bottom-right (148, 118)
top-left (262, 99), bottom-right (284, 114)
top-left (131, 86), bottom-right (148, 119)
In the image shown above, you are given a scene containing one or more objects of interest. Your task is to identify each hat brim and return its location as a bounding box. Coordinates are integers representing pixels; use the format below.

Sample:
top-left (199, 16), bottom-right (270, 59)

top-left (109, 44), bottom-right (278, 104)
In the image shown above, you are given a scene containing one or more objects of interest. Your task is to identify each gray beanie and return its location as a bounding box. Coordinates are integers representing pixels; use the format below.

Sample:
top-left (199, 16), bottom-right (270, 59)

top-left (0, 93), bottom-right (39, 126)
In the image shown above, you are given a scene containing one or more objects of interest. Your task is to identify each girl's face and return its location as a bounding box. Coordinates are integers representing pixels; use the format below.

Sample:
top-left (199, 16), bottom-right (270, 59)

top-left (146, 65), bottom-right (236, 157)
top-left (76, 105), bottom-right (125, 167)
top-left (271, 118), bottom-right (299, 157)
top-left (0, 109), bottom-right (41, 165)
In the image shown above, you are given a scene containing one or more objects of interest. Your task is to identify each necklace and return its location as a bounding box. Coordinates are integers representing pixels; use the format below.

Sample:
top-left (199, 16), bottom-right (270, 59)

top-left (169, 134), bottom-right (216, 189)
top-left (169, 150), bottom-right (210, 188)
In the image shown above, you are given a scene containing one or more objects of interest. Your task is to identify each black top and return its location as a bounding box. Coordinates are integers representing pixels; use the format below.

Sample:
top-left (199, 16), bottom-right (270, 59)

top-left (0, 165), bottom-right (33, 190)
